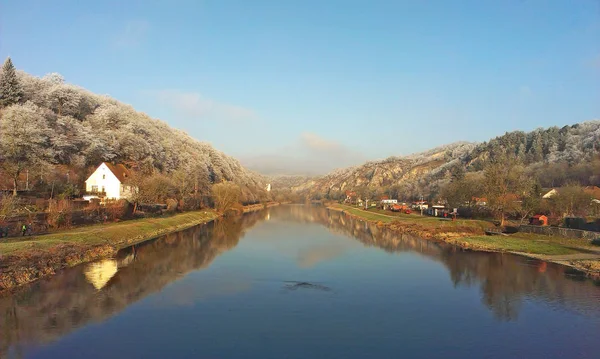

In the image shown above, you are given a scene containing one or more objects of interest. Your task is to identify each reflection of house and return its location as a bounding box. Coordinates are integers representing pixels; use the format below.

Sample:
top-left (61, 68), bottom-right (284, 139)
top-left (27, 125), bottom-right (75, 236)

top-left (84, 259), bottom-right (118, 290)
top-left (84, 162), bottom-right (135, 200)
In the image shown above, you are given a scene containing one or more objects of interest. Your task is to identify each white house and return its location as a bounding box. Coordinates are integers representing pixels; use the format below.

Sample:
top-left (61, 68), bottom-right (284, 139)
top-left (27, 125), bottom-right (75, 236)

top-left (84, 162), bottom-right (134, 200)
top-left (542, 189), bottom-right (559, 199)
top-left (266, 183), bottom-right (271, 192)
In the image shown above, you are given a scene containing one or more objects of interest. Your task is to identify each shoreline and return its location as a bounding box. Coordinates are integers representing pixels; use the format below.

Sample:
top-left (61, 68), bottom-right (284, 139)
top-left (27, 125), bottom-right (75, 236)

top-left (0, 211), bottom-right (220, 293)
top-left (0, 202), bottom-right (285, 293)
top-left (326, 203), bottom-right (600, 278)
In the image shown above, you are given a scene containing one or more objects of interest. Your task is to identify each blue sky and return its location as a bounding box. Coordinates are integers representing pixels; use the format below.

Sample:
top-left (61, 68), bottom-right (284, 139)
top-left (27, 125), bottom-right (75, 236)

top-left (1, 0), bottom-right (599, 174)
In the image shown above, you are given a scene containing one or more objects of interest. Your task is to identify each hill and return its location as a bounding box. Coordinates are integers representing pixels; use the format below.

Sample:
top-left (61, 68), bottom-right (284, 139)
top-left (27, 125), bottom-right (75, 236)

top-left (296, 122), bottom-right (600, 200)
top-left (0, 59), bottom-right (267, 202)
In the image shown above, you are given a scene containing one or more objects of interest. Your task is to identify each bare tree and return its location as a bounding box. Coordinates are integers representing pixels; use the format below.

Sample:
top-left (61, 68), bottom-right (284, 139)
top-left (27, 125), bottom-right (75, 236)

top-left (483, 156), bottom-right (530, 226)
top-left (211, 182), bottom-right (241, 213)
top-left (551, 184), bottom-right (592, 218)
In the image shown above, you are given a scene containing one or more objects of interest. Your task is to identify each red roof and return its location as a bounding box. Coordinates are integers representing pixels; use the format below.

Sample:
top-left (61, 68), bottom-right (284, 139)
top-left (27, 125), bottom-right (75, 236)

top-left (380, 195), bottom-right (389, 200)
top-left (584, 186), bottom-right (600, 200)
top-left (103, 163), bottom-right (131, 183)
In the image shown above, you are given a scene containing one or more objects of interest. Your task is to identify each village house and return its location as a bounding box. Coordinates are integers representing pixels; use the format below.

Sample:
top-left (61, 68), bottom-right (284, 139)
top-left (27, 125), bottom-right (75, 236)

top-left (542, 189), bottom-right (559, 199)
top-left (380, 197), bottom-right (398, 210)
top-left (84, 162), bottom-right (135, 201)
top-left (472, 197), bottom-right (488, 206)
top-left (344, 190), bottom-right (357, 204)
top-left (543, 186), bottom-right (600, 203)
top-left (412, 200), bottom-right (429, 210)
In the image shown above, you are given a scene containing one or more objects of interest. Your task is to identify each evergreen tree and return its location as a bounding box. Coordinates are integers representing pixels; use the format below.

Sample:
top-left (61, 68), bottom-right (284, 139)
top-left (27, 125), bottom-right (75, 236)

top-left (0, 57), bottom-right (23, 107)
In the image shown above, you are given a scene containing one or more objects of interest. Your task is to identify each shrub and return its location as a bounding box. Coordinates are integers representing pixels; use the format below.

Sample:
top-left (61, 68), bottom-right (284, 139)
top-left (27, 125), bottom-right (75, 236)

top-left (47, 199), bottom-right (72, 229)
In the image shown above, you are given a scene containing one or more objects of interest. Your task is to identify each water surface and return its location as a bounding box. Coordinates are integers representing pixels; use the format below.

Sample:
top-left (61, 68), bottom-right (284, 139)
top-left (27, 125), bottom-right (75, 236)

top-left (2, 205), bottom-right (600, 358)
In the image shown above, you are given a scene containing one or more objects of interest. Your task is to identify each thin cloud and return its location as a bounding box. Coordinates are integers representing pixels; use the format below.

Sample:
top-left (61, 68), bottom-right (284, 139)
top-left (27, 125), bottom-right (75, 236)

top-left (241, 132), bottom-right (367, 175)
top-left (114, 20), bottom-right (149, 48)
top-left (297, 243), bottom-right (351, 268)
top-left (300, 132), bottom-right (342, 151)
top-left (152, 90), bottom-right (258, 121)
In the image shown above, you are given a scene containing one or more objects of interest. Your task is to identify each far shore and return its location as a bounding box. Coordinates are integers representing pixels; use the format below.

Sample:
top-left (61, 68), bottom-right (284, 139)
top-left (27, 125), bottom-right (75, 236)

top-left (327, 203), bottom-right (600, 277)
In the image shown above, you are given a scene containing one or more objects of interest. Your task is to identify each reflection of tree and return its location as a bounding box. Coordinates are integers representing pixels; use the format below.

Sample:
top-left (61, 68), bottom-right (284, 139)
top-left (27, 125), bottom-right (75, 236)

top-left (292, 205), bottom-right (600, 322)
top-left (0, 210), bottom-right (265, 357)
top-left (2, 206), bottom-right (600, 355)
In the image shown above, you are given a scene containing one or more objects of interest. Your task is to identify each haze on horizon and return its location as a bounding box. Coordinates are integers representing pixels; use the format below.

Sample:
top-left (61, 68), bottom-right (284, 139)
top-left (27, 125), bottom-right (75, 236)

top-left (2, 0), bottom-right (599, 176)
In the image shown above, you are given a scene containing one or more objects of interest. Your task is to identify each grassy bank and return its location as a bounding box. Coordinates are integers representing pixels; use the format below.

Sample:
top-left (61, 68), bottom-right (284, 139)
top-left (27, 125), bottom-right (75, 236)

top-left (0, 210), bottom-right (219, 292)
top-left (329, 203), bottom-right (600, 275)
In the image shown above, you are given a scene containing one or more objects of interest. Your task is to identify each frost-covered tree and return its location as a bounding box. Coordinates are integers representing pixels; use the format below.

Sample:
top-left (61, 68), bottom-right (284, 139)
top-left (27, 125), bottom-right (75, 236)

top-left (0, 57), bottom-right (23, 107)
top-left (42, 72), bottom-right (65, 85)
top-left (0, 102), bottom-right (52, 195)
top-left (45, 83), bottom-right (83, 117)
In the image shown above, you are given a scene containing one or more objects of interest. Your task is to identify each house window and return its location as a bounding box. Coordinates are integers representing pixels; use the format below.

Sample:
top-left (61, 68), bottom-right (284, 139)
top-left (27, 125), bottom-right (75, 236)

top-left (91, 185), bottom-right (98, 192)
top-left (102, 186), bottom-right (105, 193)
top-left (102, 174), bottom-right (105, 179)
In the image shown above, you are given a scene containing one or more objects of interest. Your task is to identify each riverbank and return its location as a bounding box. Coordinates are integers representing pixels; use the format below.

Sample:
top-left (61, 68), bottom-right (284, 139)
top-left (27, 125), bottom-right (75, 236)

top-left (328, 203), bottom-right (600, 277)
top-left (0, 211), bottom-right (219, 292)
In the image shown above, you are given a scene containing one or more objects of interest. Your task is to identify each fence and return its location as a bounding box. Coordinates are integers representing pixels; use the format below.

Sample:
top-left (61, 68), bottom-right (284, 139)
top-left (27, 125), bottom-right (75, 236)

top-left (519, 225), bottom-right (600, 241)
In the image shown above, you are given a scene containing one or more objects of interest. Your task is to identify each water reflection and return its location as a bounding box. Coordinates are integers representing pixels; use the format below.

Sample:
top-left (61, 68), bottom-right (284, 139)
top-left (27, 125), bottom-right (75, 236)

top-left (295, 205), bottom-right (600, 321)
top-left (0, 211), bottom-right (265, 358)
top-left (1, 205), bottom-right (600, 358)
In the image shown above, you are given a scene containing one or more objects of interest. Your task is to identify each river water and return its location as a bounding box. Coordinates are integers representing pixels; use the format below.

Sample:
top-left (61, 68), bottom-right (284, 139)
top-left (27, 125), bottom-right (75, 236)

top-left (2, 205), bottom-right (600, 359)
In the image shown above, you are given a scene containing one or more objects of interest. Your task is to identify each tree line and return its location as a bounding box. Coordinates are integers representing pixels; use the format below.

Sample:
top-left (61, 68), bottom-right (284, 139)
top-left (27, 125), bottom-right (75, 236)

top-left (0, 57), bottom-right (269, 210)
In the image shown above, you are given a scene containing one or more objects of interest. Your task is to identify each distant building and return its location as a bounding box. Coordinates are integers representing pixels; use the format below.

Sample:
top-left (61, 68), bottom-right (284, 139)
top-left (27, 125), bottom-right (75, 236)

top-left (345, 191), bottom-right (357, 203)
top-left (584, 186), bottom-right (600, 201)
top-left (84, 162), bottom-right (135, 200)
top-left (412, 201), bottom-right (429, 210)
top-left (543, 186), bottom-right (600, 203)
top-left (530, 214), bottom-right (548, 226)
top-left (380, 198), bottom-right (398, 210)
top-left (266, 183), bottom-right (271, 192)
top-left (542, 189), bottom-right (559, 199)
top-left (472, 197), bottom-right (488, 206)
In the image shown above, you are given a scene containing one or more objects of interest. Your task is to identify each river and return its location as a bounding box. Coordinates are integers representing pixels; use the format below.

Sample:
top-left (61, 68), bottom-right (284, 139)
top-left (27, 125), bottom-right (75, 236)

top-left (2, 205), bottom-right (600, 358)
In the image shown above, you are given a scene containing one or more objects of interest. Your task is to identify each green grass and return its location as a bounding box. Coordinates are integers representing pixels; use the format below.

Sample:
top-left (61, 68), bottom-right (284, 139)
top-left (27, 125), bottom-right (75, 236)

top-left (0, 210), bottom-right (218, 256)
top-left (330, 203), bottom-right (597, 256)
top-left (459, 235), bottom-right (580, 255)
top-left (332, 203), bottom-right (491, 230)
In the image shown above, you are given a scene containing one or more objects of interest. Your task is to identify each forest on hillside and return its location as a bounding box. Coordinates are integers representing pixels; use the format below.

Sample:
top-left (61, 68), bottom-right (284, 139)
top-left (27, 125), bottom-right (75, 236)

top-left (0, 58), bottom-right (267, 206)
top-left (302, 121), bottom-right (600, 223)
